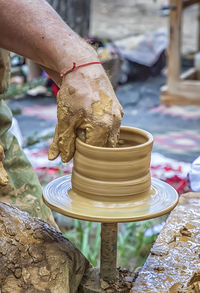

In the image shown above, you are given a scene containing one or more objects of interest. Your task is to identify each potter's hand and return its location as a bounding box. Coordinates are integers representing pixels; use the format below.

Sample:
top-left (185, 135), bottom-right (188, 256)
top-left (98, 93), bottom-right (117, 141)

top-left (0, 145), bottom-right (8, 186)
top-left (48, 63), bottom-right (123, 162)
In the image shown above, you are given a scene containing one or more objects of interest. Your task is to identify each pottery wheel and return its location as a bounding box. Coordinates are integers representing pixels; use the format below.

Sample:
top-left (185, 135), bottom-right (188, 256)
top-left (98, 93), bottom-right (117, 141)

top-left (43, 175), bottom-right (178, 223)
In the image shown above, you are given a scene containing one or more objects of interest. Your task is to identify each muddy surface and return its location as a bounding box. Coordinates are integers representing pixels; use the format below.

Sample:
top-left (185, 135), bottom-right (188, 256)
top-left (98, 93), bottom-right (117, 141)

top-left (80, 266), bottom-right (139, 293)
top-left (100, 267), bottom-right (139, 293)
top-left (0, 202), bottom-right (90, 293)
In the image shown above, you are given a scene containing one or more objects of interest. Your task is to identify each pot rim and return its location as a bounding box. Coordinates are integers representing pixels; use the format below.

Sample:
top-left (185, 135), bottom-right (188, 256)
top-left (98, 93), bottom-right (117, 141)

top-left (76, 126), bottom-right (153, 152)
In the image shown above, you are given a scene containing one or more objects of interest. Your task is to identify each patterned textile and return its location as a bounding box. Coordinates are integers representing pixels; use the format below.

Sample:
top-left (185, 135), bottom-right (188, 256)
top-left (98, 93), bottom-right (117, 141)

top-left (0, 48), bottom-right (57, 228)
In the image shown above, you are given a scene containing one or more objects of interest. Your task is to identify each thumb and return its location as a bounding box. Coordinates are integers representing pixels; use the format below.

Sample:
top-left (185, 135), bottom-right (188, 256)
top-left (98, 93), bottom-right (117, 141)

top-left (48, 124), bottom-right (60, 160)
top-left (107, 110), bottom-right (122, 147)
top-left (58, 124), bottom-right (77, 163)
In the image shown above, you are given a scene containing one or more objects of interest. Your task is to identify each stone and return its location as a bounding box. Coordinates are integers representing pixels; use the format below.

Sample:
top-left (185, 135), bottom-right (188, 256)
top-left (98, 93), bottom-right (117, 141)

top-left (0, 202), bottom-right (90, 293)
top-left (131, 192), bottom-right (200, 292)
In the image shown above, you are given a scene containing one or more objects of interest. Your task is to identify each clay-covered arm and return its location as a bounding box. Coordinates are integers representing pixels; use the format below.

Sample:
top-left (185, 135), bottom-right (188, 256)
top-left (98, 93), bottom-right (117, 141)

top-left (0, 0), bottom-right (96, 85)
top-left (0, 0), bottom-right (123, 162)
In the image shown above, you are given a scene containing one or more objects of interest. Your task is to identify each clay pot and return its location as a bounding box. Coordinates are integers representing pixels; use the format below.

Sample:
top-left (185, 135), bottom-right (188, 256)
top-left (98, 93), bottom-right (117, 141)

top-left (72, 126), bottom-right (153, 200)
top-left (43, 126), bottom-right (178, 222)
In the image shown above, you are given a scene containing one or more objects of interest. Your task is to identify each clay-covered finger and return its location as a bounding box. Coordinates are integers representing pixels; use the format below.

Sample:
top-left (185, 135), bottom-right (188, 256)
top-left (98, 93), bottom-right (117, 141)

top-left (85, 123), bottom-right (110, 147)
top-left (48, 124), bottom-right (60, 160)
top-left (107, 110), bottom-right (122, 147)
top-left (57, 125), bottom-right (77, 163)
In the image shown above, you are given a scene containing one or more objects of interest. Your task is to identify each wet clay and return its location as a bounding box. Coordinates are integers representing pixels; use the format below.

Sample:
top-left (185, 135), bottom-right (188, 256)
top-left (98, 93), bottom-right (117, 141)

top-left (72, 126), bottom-right (153, 199)
top-left (0, 202), bottom-right (90, 293)
top-left (43, 175), bottom-right (178, 223)
top-left (43, 126), bottom-right (178, 223)
top-left (131, 192), bottom-right (200, 292)
top-left (117, 127), bottom-right (150, 148)
top-left (0, 144), bottom-right (8, 186)
top-left (48, 70), bottom-right (123, 163)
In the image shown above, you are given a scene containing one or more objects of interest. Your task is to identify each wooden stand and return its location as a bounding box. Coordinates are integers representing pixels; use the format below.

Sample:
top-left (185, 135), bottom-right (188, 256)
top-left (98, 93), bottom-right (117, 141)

top-left (161, 0), bottom-right (200, 105)
top-left (79, 223), bottom-right (118, 293)
top-left (100, 223), bottom-right (118, 282)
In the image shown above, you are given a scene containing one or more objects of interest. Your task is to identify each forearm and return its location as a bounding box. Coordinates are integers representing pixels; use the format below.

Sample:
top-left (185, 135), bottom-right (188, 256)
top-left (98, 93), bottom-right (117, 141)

top-left (0, 0), bottom-right (97, 76)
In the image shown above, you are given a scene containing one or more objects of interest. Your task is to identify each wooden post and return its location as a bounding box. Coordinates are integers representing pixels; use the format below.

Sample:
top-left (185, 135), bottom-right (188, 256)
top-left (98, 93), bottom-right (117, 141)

top-left (183, 0), bottom-right (200, 9)
top-left (100, 223), bottom-right (118, 282)
top-left (198, 2), bottom-right (200, 51)
top-left (167, 0), bottom-right (183, 92)
top-left (161, 0), bottom-right (200, 105)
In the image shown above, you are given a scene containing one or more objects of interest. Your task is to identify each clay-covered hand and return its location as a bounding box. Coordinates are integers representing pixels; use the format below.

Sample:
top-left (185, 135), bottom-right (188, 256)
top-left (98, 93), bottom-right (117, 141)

top-left (0, 145), bottom-right (8, 186)
top-left (48, 64), bottom-right (123, 163)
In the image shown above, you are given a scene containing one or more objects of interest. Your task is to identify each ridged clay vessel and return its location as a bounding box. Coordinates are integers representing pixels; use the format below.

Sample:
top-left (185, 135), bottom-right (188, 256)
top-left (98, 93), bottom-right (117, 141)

top-left (72, 126), bottom-right (152, 199)
top-left (43, 126), bottom-right (178, 222)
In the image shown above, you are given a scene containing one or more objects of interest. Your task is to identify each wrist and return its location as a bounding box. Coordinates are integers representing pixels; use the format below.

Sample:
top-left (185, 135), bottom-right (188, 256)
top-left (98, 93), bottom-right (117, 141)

top-left (61, 60), bottom-right (106, 87)
top-left (57, 40), bottom-right (99, 74)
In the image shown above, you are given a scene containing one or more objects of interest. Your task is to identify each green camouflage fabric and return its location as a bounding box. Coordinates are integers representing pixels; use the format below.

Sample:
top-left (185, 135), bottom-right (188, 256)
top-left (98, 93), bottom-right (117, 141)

top-left (0, 48), bottom-right (57, 229)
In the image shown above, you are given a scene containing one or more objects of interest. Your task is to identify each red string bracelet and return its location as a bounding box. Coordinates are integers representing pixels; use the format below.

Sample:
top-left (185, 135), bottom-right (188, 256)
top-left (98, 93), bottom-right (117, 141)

top-left (60, 61), bottom-right (101, 78)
